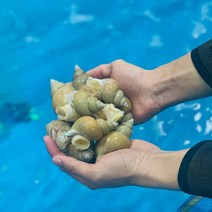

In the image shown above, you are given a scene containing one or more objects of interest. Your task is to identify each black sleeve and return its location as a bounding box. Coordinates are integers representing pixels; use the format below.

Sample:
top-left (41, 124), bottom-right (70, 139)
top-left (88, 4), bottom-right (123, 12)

top-left (191, 39), bottom-right (212, 88)
top-left (178, 140), bottom-right (212, 198)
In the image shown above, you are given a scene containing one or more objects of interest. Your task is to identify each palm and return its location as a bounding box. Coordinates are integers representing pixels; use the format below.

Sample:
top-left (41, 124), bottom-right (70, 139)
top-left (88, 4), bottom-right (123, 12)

top-left (44, 136), bottom-right (159, 188)
top-left (93, 139), bottom-right (159, 187)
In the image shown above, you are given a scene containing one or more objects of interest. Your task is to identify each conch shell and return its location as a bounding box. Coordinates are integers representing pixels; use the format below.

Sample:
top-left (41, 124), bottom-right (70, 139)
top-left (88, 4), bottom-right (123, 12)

top-left (95, 131), bottom-right (130, 158)
top-left (46, 120), bottom-right (71, 151)
top-left (46, 65), bottom-right (134, 163)
top-left (51, 80), bottom-right (124, 124)
top-left (46, 119), bottom-right (95, 162)
top-left (72, 65), bottom-right (132, 113)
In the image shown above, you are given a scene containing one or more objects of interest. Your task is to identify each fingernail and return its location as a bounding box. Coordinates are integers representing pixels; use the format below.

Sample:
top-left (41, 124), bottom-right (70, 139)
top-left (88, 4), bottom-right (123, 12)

top-left (43, 136), bottom-right (49, 141)
top-left (52, 158), bottom-right (62, 166)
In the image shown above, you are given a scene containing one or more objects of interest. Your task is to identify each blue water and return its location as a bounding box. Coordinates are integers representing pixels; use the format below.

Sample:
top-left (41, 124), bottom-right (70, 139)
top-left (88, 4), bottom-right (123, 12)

top-left (0, 0), bottom-right (212, 211)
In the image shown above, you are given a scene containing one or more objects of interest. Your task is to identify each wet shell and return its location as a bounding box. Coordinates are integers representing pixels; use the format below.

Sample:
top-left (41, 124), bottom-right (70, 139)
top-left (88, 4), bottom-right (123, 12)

top-left (68, 116), bottom-right (103, 141)
top-left (68, 142), bottom-right (95, 163)
top-left (46, 120), bottom-right (71, 151)
top-left (72, 65), bottom-right (89, 89)
top-left (48, 65), bottom-right (134, 163)
top-left (51, 79), bottom-right (76, 109)
top-left (95, 131), bottom-right (131, 158)
top-left (73, 90), bottom-right (104, 116)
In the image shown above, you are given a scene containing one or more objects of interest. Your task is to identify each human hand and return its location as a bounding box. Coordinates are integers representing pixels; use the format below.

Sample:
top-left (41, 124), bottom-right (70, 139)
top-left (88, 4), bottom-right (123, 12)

top-left (44, 135), bottom-right (186, 190)
top-left (87, 54), bottom-right (212, 124)
top-left (86, 60), bottom-right (162, 124)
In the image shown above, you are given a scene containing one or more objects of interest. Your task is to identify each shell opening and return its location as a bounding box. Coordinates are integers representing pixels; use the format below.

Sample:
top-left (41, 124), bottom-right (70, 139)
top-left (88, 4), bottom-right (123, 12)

top-left (71, 135), bottom-right (90, 150)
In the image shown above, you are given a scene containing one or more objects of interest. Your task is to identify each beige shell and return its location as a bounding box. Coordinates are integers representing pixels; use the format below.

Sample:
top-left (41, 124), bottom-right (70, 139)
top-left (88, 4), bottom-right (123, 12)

top-left (98, 104), bottom-right (124, 126)
top-left (69, 116), bottom-right (103, 140)
top-left (73, 90), bottom-right (105, 116)
top-left (46, 120), bottom-right (71, 151)
top-left (116, 112), bottom-right (134, 137)
top-left (72, 66), bottom-right (132, 112)
top-left (51, 79), bottom-right (76, 109)
top-left (56, 103), bottom-right (80, 122)
top-left (65, 116), bottom-right (102, 150)
top-left (51, 82), bottom-right (105, 122)
top-left (65, 116), bottom-right (118, 150)
top-left (48, 65), bottom-right (134, 163)
top-left (95, 131), bottom-right (131, 158)
top-left (72, 65), bottom-right (89, 89)
top-left (68, 142), bottom-right (95, 163)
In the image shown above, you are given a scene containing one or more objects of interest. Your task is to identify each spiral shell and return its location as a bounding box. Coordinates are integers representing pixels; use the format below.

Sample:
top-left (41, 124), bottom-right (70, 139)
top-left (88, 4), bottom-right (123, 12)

top-left (51, 79), bottom-right (76, 109)
top-left (51, 80), bottom-right (125, 126)
top-left (65, 116), bottom-right (116, 150)
top-left (73, 65), bottom-right (89, 89)
top-left (95, 131), bottom-right (130, 158)
top-left (68, 142), bottom-right (95, 163)
top-left (72, 66), bottom-right (132, 113)
top-left (47, 65), bottom-right (134, 163)
top-left (46, 120), bottom-right (71, 151)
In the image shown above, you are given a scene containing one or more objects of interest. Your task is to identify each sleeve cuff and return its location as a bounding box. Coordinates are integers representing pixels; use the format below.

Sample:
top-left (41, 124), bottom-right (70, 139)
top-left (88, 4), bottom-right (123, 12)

top-left (191, 39), bottom-right (212, 88)
top-left (178, 140), bottom-right (212, 198)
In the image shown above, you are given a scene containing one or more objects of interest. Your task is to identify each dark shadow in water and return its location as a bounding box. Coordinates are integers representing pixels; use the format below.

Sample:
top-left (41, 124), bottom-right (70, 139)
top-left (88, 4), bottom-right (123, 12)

top-left (0, 101), bottom-right (36, 139)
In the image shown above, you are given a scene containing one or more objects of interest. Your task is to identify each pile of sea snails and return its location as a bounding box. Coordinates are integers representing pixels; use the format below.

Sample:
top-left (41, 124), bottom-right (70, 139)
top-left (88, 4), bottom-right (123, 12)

top-left (46, 65), bottom-right (134, 163)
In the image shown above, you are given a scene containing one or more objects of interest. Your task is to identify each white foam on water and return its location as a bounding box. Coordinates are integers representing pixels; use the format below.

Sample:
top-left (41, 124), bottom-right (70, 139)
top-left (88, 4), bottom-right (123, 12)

top-left (183, 140), bottom-right (191, 146)
top-left (204, 117), bottom-right (212, 135)
top-left (193, 103), bottom-right (201, 110)
top-left (34, 179), bottom-right (40, 185)
top-left (196, 124), bottom-right (202, 133)
top-left (139, 126), bottom-right (144, 130)
top-left (192, 22), bottom-right (207, 39)
top-left (157, 121), bottom-right (167, 136)
top-left (168, 119), bottom-right (174, 125)
top-left (201, 3), bottom-right (212, 21)
top-left (150, 35), bottom-right (163, 47)
top-left (175, 103), bottom-right (201, 111)
top-left (25, 36), bottom-right (40, 43)
top-left (64, 4), bottom-right (93, 24)
top-left (194, 112), bottom-right (202, 122)
top-left (143, 10), bottom-right (160, 22)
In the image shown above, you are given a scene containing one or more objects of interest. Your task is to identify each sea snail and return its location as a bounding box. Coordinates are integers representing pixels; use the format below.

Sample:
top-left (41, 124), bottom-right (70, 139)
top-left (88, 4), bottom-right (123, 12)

top-left (46, 119), bottom-right (95, 163)
top-left (46, 65), bottom-right (134, 163)
top-left (73, 65), bottom-right (132, 113)
top-left (51, 80), bottom-right (124, 125)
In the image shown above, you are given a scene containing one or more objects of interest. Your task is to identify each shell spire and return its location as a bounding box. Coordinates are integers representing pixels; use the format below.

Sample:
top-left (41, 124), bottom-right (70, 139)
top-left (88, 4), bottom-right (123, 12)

top-left (74, 65), bottom-right (84, 79)
top-left (73, 65), bottom-right (89, 89)
top-left (51, 79), bottom-right (65, 96)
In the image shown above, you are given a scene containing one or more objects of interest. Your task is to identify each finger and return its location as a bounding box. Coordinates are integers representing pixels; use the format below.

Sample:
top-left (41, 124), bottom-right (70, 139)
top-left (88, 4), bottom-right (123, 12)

top-left (52, 155), bottom-right (96, 180)
top-left (44, 136), bottom-right (64, 157)
top-left (86, 64), bottom-right (112, 79)
top-left (59, 168), bottom-right (95, 188)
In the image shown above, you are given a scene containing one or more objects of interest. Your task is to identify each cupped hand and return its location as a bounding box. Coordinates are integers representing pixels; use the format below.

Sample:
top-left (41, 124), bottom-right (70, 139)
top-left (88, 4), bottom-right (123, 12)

top-left (44, 135), bottom-right (160, 189)
top-left (86, 60), bottom-right (162, 124)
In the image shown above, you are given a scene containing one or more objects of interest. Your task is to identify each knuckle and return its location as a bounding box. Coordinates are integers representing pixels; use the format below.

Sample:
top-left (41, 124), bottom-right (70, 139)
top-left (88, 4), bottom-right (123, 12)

top-left (98, 64), bottom-right (108, 72)
top-left (112, 59), bottom-right (125, 65)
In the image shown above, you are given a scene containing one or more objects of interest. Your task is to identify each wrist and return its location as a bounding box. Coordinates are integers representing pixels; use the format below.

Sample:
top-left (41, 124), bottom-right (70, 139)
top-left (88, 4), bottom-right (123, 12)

top-left (132, 149), bottom-right (188, 190)
top-left (149, 53), bottom-right (212, 110)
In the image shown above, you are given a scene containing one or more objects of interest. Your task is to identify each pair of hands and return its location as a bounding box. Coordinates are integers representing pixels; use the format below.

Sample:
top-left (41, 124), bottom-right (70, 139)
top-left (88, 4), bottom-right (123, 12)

top-left (44, 59), bottom-right (182, 190)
